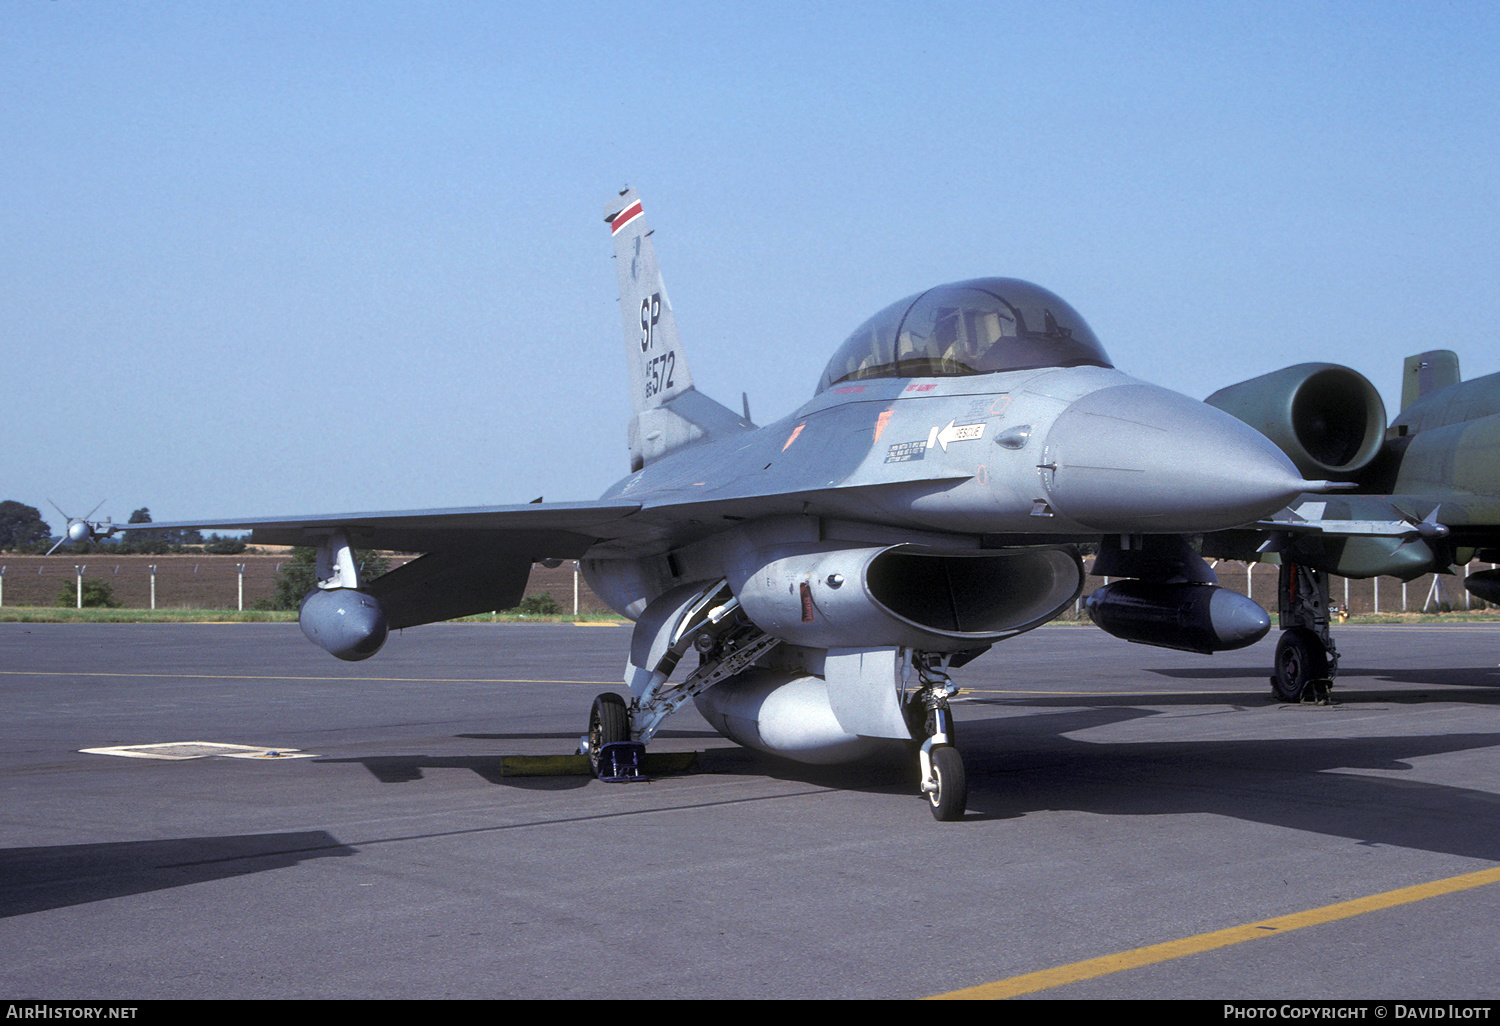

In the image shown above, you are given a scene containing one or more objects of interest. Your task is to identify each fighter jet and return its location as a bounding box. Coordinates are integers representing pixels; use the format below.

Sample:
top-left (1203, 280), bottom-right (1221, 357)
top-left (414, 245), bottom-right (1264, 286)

top-left (92, 189), bottom-right (1332, 819)
top-left (1188, 352), bottom-right (1500, 702)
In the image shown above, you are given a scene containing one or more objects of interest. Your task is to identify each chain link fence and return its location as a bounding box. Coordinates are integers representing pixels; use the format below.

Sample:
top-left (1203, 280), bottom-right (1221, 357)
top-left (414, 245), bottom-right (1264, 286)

top-left (1057, 559), bottom-right (1498, 621)
top-left (2, 553), bottom-right (1493, 617)
top-left (0, 554), bottom-right (616, 613)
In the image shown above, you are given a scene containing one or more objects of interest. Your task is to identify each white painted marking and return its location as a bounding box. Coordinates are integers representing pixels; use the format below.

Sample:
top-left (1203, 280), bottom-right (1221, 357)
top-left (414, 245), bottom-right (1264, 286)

top-left (81, 741), bottom-right (316, 760)
top-left (929, 420), bottom-right (986, 451)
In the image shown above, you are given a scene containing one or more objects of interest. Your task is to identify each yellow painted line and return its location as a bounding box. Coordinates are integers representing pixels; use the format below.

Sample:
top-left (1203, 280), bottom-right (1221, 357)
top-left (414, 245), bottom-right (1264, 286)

top-left (929, 865), bottom-right (1500, 999)
top-left (0, 670), bottom-right (616, 685)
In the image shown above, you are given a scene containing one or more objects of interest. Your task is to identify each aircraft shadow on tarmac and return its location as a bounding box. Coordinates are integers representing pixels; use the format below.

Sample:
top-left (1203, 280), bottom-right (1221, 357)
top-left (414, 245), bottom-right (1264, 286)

top-left (315, 754), bottom-right (592, 790)
top-left (972, 666), bottom-right (1500, 708)
top-left (669, 702), bottom-right (1500, 862)
top-left (0, 831), bottom-right (355, 919)
top-left (291, 695), bottom-right (1500, 864)
top-left (312, 727), bottom-right (725, 789)
top-left (11, 712), bottom-right (1496, 917)
top-left (453, 729), bottom-right (722, 742)
top-left (1144, 663), bottom-right (1500, 695)
top-left (944, 705), bottom-right (1500, 861)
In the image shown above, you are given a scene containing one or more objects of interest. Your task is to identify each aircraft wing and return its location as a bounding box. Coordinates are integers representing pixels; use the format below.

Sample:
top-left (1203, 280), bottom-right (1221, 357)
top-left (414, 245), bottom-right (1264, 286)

top-left (112, 470), bottom-right (982, 557)
top-left (1258, 493), bottom-right (1500, 538)
top-left (112, 499), bottom-right (645, 558)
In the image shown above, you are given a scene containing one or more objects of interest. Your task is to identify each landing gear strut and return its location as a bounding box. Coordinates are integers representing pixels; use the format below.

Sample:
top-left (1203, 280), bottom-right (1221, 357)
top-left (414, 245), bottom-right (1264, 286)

top-left (910, 657), bottom-right (967, 821)
top-left (581, 587), bottom-right (780, 783)
top-left (1272, 563), bottom-right (1338, 703)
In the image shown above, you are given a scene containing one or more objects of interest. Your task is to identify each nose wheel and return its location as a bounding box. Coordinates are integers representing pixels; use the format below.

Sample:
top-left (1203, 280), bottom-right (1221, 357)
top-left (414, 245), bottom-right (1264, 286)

top-left (923, 744), bottom-right (967, 821)
top-left (912, 659), bottom-right (967, 821)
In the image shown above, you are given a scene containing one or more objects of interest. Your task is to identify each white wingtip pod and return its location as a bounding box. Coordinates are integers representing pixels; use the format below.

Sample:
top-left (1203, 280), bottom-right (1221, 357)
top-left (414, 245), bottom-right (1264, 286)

top-left (299, 589), bottom-right (389, 661)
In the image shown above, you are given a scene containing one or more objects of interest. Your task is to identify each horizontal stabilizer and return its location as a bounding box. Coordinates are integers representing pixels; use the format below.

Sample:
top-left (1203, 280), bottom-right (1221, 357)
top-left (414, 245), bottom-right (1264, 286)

top-left (628, 387), bottom-right (754, 470)
top-left (667, 387), bottom-right (754, 435)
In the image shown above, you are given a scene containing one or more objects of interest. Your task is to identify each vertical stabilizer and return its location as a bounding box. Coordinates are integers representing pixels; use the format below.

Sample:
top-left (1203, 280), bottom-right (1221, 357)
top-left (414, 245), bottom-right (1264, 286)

top-left (1401, 350), bottom-right (1461, 411)
top-left (604, 189), bottom-right (751, 470)
top-left (606, 188), bottom-right (695, 413)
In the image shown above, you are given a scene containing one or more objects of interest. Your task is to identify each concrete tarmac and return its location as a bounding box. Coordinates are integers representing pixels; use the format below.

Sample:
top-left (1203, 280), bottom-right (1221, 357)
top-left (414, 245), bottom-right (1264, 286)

top-left (1, 621), bottom-right (1498, 1000)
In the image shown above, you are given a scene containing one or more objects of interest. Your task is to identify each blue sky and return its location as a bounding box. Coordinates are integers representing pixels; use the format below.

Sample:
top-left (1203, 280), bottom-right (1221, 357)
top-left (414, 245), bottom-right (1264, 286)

top-left (5, 1), bottom-right (1498, 529)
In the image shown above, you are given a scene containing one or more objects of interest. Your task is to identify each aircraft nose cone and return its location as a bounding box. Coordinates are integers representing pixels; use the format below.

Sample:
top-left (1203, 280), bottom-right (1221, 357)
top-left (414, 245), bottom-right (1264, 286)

top-left (1041, 382), bottom-right (1310, 533)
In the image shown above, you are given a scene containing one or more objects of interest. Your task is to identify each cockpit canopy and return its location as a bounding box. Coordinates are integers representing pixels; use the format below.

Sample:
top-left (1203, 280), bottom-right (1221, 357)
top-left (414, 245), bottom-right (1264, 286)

top-left (816, 277), bottom-right (1112, 393)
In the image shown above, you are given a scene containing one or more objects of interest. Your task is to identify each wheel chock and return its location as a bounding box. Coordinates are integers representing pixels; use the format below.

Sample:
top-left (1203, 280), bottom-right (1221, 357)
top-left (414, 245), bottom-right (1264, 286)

top-left (595, 741), bottom-right (648, 782)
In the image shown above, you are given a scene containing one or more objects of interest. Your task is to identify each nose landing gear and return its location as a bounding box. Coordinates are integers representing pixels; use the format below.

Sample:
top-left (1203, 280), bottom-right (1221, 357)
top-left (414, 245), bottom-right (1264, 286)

top-left (910, 658), bottom-right (967, 821)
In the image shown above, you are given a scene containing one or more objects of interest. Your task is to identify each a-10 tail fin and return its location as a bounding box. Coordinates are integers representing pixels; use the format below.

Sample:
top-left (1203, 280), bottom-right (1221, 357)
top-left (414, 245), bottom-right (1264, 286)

top-left (604, 188), bottom-right (751, 470)
top-left (1401, 350), bottom-right (1461, 411)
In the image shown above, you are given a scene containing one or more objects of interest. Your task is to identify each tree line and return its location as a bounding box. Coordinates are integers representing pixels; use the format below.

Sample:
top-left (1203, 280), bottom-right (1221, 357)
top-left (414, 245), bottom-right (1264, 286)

top-left (0, 501), bottom-right (246, 554)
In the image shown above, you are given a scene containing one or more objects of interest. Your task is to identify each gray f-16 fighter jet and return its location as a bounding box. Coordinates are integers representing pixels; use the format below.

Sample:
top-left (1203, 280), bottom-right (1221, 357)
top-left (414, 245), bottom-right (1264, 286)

top-left (91, 190), bottom-right (1334, 819)
top-left (1199, 351), bottom-right (1500, 704)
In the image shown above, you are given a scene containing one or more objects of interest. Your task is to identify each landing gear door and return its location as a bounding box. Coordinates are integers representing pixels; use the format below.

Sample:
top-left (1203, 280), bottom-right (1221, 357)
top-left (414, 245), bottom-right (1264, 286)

top-left (624, 579), bottom-right (732, 699)
top-left (823, 647), bottom-right (913, 740)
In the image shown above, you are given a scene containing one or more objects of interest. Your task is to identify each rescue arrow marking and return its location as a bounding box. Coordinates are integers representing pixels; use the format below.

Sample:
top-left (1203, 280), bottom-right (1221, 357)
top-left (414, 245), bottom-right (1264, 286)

top-left (927, 420), bottom-right (987, 452)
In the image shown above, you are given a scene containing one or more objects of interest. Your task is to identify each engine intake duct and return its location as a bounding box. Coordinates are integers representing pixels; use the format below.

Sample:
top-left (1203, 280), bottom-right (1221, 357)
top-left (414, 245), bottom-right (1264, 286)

top-left (866, 548), bottom-right (1076, 636)
top-left (729, 540), bottom-right (1083, 652)
top-left (1205, 363), bottom-right (1387, 478)
top-left (1086, 580), bottom-right (1270, 654)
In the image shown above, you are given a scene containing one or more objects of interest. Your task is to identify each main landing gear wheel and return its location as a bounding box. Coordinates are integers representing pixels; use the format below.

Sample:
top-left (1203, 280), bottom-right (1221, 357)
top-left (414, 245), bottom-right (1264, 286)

top-left (925, 745), bottom-right (967, 822)
top-left (1272, 627), bottom-right (1328, 703)
top-left (588, 692), bottom-right (629, 776)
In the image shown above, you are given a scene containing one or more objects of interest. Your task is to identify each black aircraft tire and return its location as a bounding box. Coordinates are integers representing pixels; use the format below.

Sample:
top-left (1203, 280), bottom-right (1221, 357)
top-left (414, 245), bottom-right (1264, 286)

top-left (1272, 628), bottom-right (1327, 703)
top-left (588, 693), bottom-right (630, 775)
top-left (927, 745), bottom-right (967, 822)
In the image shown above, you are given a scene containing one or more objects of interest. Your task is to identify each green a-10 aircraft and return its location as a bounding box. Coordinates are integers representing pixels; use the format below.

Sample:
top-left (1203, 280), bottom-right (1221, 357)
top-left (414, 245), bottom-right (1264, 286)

top-left (65, 190), bottom-right (1489, 820)
top-left (1195, 350), bottom-right (1500, 702)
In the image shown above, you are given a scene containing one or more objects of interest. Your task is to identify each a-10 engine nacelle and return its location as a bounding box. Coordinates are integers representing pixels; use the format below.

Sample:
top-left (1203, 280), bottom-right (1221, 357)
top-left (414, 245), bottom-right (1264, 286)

top-left (299, 588), bottom-right (389, 661)
top-left (1085, 580), bottom-right (1270, 654)
top-left (1204, 363), bottom-right (1387, 479)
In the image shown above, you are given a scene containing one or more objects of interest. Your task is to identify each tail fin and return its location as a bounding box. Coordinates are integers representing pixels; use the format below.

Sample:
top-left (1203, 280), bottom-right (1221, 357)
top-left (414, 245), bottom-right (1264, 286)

top-left (606, 187), bottom-right (694, 413)
top-left (604, 188), bottom-right (751, 470)
top-left (1401, 350), bottom-right (1461, 411)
